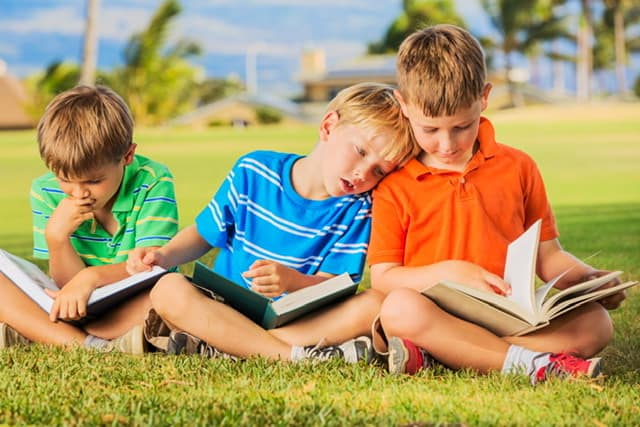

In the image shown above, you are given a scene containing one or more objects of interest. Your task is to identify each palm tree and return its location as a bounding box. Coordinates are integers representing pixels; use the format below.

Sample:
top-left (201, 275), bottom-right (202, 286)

top-left (368, 0), bottom-right (465, 53)
top-left (576, 0), bottom-right (594, 101)
top-left (79, 0), bottom-right (100, 86)
top-left (597, 0), bottom-right (640, 96)
top-left (481, 0), bottom-right (570, 107)
top-left (109, 0), bottom-right (201, 124)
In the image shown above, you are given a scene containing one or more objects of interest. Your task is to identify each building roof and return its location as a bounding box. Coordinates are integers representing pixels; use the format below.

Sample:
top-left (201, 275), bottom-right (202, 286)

top-left (168, 92), bottom-right (310, 126)
top-left (0, 68), bottom-right (33, 129)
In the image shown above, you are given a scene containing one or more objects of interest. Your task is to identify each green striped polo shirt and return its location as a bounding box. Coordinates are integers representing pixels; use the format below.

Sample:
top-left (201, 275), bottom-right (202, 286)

top-left (30, 154), bottom-right (179, 266)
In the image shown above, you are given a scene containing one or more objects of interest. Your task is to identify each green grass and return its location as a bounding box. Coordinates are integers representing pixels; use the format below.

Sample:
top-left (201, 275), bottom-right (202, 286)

top-left (1, 103), bottom-right (639, 426)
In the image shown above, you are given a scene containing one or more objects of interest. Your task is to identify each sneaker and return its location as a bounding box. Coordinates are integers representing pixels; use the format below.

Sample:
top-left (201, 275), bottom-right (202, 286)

top-left (532, 353), bottom-right (602, 385)
top-left (299, 336), bottom-right (373, 364)
top-left (0, 322), bottom-right (30, 348)
top-left (167, 330), bottom-right (236, 360)
top-left (143, 308), bottom-right (171, 352)
top-left (387, 336), bottom-right (432, 375)
top-left (103, 324), bottom-right (146, 354)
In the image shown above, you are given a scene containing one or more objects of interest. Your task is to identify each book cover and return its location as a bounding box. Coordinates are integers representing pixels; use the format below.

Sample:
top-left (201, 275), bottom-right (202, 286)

top-left (191, 261), bottom-right (358, 329)
top-left (421, 220), bottom-right (638, 336)
top-left (0, 248), bottom-right (167, 324)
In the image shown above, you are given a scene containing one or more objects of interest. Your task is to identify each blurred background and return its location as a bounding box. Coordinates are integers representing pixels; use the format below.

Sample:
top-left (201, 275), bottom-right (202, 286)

top-left (1, 0), bottom-right (639, 129)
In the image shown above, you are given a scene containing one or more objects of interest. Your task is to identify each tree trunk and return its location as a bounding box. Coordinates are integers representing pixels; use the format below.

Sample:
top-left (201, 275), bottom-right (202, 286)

top-left (79, 0), bottom-right (100, 86)
top-left (576, 0), bottom-right (593, 102)
top-left (613, 3), bottom-right (627, 97)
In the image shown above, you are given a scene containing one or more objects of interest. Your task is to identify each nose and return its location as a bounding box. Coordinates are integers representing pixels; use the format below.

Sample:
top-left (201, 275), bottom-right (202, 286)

top-left (439, 132), bottom-right (456, 152)
top-left (69, 184), bottom-right (89, 199)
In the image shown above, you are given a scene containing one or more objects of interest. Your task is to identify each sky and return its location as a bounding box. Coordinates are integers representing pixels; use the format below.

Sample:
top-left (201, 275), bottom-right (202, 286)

top-left (0, 0), bottom-right (490, 95)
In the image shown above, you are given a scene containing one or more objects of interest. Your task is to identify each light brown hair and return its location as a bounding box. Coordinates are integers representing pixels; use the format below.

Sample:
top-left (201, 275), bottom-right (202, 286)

top-left (37, 85), bottom-right (134, 177)
top-left (326, 82), bottom-right (420, 165)
top-left (396, 24), bottom-right (486, 117)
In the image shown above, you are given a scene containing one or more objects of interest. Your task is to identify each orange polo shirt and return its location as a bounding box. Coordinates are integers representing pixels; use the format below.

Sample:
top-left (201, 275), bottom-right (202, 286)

top-left (368, 117), bottom-right (558, 277)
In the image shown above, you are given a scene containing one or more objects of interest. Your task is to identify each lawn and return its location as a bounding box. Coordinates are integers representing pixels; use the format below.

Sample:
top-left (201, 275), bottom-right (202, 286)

top-left (0, 102), bottom-right (639, 426)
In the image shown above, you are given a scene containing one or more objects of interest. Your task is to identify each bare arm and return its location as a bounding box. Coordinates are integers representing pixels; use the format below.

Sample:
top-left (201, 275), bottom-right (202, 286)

top-left (370, 260), bottom-right (510, 296)
top-left (127, 225), bottom-right (212, 273)
top-left (242, 260), bottom-right (333, 297)
top-left (45, 197), bottom-right (95, 285)
top-left (537, 238), bottom-right (625, 309)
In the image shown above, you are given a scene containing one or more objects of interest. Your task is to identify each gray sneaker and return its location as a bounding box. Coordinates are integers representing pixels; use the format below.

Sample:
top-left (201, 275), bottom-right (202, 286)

top-left (103, 324), bottom-right (146, 354)
top-left (300, 336), bottom-right (374, 364)
top-left (167, 330), bottom-right (236, 360)
top-left (0, 322), bottom-right (30, 348)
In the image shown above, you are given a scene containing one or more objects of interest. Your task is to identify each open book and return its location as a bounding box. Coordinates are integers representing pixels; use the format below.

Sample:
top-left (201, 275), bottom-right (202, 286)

top-left (191, 261), bottom-right (359, 329)
top-left (0, 248), bottom-right (167, 325)
top-left (422, 220), bottom-right (638, 336)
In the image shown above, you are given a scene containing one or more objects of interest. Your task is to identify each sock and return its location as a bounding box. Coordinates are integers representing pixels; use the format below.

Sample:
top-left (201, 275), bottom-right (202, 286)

top-left (502, 344), bottom-right (551, 376)
top-left (84, 334), bottom-right (110, 350)
top-left (290, 345), bottom-right (307, 361)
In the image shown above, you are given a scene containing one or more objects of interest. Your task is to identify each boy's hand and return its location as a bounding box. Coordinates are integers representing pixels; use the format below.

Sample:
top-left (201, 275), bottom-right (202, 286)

top-left (579, 270), bottom-right (626, 310)
top-left (46, 195), bottom-right (96, 241)
top-left (126, 247), bottom-right (163, 274)
top-left (44, 272), bottom-right (95, 322)
top-left (441, 260), bottom-right (511, 296)
top-left (243, 260), bottom-right (297, 297)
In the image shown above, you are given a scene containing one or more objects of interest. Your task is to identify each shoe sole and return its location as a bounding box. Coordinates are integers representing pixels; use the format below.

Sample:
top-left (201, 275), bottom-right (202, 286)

top-left (387, 336), bottom-right (409, 375)
top-left (129, 324), bottom-right (146, 355)
top-left (0, 323), bottom-right (7, 349)
top-left (586, 357), bottom-right (602, 377)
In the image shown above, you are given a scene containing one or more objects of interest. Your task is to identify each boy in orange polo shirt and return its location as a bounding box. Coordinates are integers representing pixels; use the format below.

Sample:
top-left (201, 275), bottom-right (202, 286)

top-left (368, 24), bottom-right (626, 384)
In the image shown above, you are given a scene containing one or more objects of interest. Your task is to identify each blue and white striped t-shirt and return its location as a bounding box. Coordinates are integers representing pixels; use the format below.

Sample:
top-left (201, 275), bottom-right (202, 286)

top-left (195, 150), bottom-right (372, 291)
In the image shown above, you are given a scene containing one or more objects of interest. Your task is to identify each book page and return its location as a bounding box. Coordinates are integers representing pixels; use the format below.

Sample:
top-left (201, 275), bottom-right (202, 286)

top-left (545, 279), bottom-right (637, 320)
top-left (88, 266), bottom-right (166, 303)
top-left (540, 271), bottom-right (623, 316)
top-left (271, 273), bottom-right (355, 313)
top-left (432, 280), bottom-right (539, 324)
top-left (0, 249), bottom-right (57, 312)
top-left (503, 219), bottom-right (541, 318)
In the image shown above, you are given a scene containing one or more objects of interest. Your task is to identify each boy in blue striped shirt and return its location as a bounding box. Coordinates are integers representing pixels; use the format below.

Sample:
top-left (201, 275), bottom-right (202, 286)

top-left (127, 82), bottom-right (419, 362)
top-left (0, 86), bottom-right (178, 353)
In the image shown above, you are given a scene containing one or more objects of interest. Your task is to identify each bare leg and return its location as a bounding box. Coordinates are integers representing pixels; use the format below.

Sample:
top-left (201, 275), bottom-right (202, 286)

top-left (151, 273), bottom-right (291, 360)
top-left (506, 302), bottom-right (612, 357)
top-left (83, 290), bottom-right (153, 340)
top-left (381, 288), bottom-right (613, 374)
top-left (270, 288), bottom-right (383, 346)
top-left (0, 273), bottom-right (86, 345)
top-left (380, 287), bottom-right (508, 373)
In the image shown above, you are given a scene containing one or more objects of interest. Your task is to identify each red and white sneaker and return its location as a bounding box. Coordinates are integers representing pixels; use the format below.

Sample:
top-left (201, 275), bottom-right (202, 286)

top-left (387, 336), bottom-right (432, 375)
top-left (533, 353), bottom-right (602, 385)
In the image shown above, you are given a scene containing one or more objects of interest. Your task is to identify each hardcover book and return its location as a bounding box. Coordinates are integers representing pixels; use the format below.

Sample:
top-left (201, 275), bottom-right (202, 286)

top-left (0, 248), bottom-right (167, 324)
top-left (422, 220), bottom-right (638, 336)
top-left (191, 261), bottom-right (359, 329)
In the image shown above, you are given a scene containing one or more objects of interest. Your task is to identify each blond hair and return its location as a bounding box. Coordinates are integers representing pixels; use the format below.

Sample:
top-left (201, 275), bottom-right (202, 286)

top-left (37, 85), bottom-right (134, 178)
top-left (396, 24), bottom-right (486, 117)
top-left (326, 82), bottom-right (420, 165)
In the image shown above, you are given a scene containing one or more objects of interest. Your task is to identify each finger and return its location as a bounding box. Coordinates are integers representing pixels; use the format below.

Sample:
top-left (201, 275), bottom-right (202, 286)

top-left (484, 275), bottom-right (511, 296)
top-left (49, 300), bottom-right (60, 322)
top-left (44, 288), bottom-right (59, 298)
top-left (78, 300), bottom-right (87, 318)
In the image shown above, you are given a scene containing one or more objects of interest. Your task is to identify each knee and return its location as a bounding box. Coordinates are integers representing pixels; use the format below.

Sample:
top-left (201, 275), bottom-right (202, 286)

top-left (380, 288), bottom-right (431, 336)
top-left (150, 273), bottom-right (191, 319)
top-left (580, 303), bottom-right (613, 355)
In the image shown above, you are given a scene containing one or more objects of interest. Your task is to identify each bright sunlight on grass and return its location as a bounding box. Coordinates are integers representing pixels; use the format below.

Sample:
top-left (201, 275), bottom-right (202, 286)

top-left (0, 102), bottom-right (639, 425)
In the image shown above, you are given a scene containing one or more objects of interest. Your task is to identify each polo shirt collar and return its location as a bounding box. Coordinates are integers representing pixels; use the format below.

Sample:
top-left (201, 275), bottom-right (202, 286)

top-left (405, 116), bottom-right (499, 180)
top-left (111, 154), bottom-right (140, 212)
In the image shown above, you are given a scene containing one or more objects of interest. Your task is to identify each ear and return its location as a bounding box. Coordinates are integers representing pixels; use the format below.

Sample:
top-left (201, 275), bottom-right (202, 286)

top-left (319, 111), bottom-right (339, 142)
top-left (123, 143), bottom-right (137, 166)
top-left (480, 83), bottom-right (492, 111)
top-left (394, 89), bottom-right (410, 118)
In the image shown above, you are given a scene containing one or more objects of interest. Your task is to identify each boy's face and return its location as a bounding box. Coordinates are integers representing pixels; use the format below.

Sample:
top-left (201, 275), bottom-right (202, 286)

top-left (55, 144), bottom-right (136, 212)
top-left (319, 112), bottom-right (397, 197)
top-left (397, 84), bottom-right (491, 171)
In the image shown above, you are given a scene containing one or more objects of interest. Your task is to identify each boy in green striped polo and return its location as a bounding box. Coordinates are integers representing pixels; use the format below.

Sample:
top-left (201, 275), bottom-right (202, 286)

top-left (0, 85), bottom-right (178, 353)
